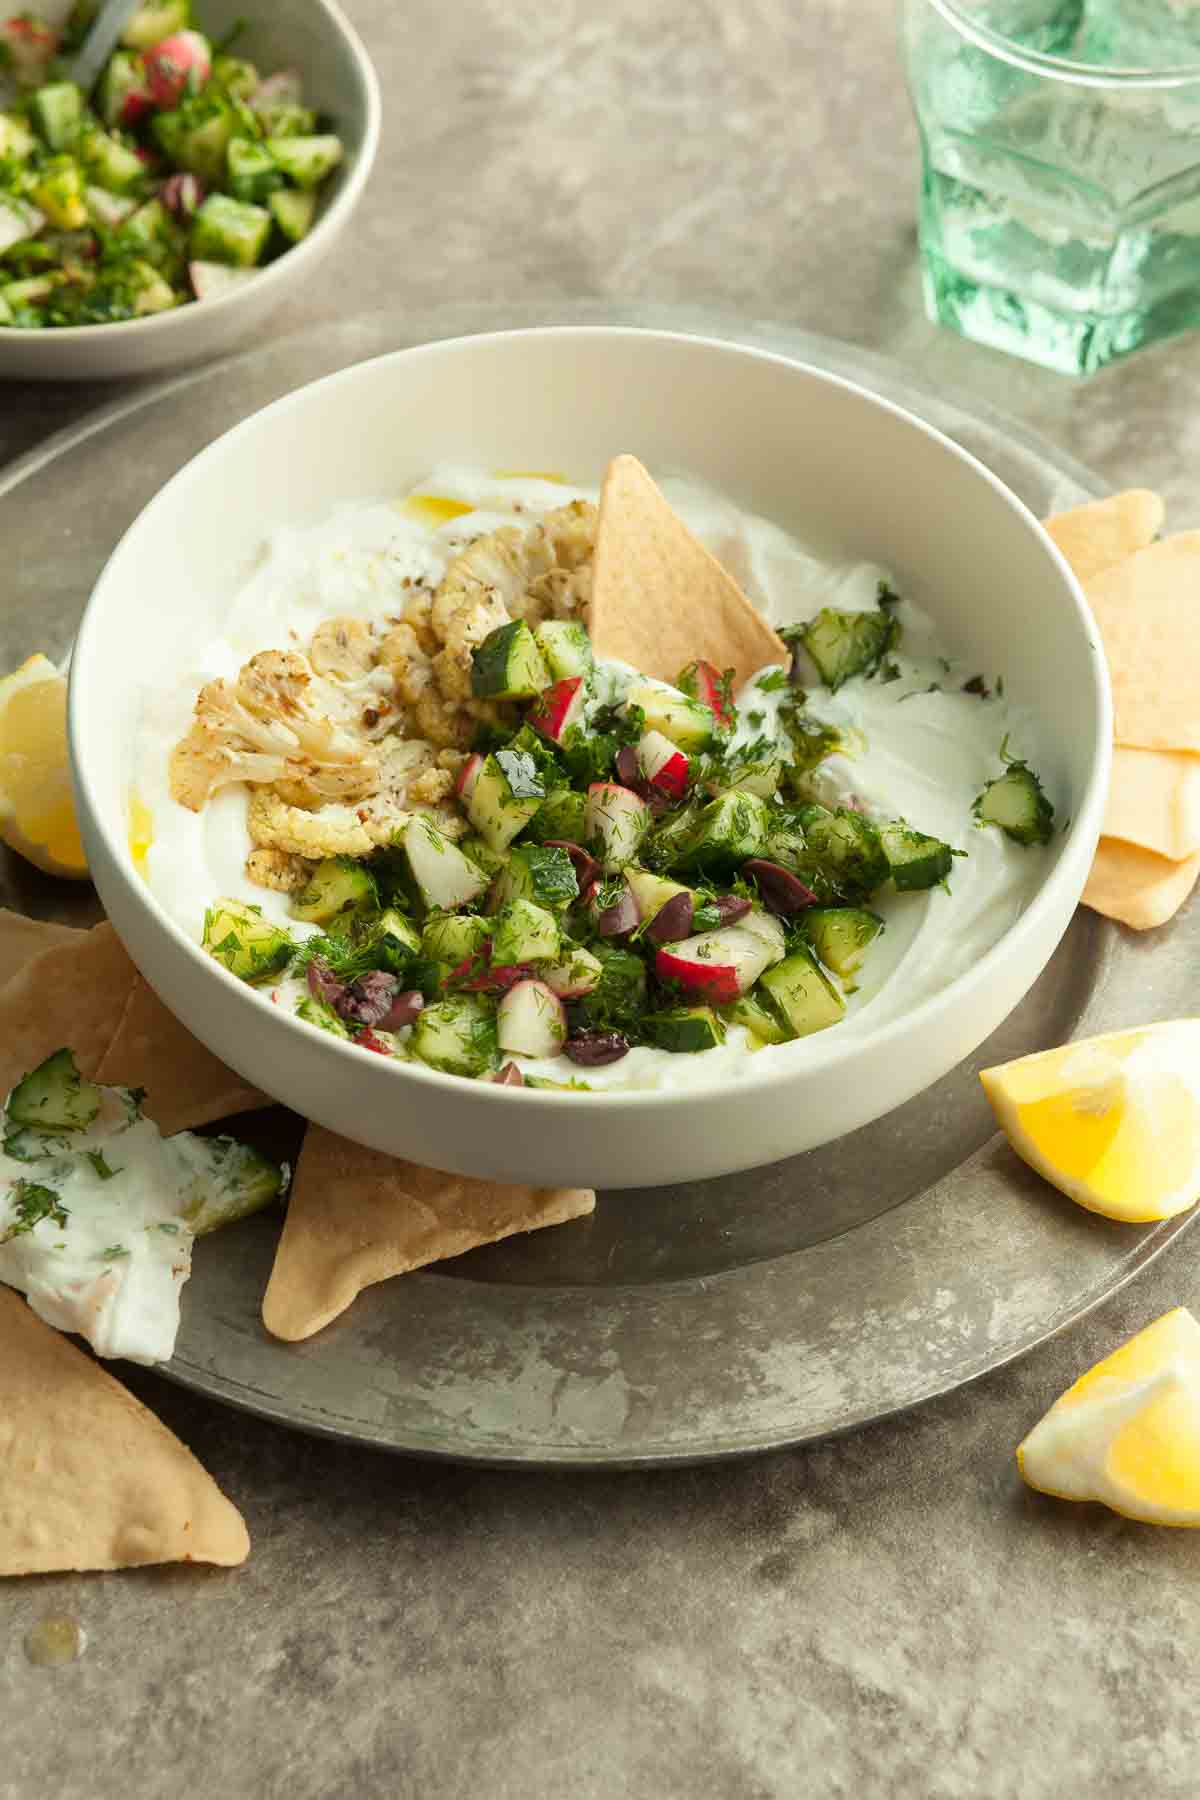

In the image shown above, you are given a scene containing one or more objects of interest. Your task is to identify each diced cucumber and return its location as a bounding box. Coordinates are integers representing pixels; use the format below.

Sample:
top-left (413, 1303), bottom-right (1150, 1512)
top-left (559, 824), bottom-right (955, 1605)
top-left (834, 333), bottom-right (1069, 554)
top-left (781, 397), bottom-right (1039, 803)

top-left (803, 907), bottom-right (883, 984)
top-left (0, 295), bottom-right (13, 327)
top-left (641, 796), bottom-right (704, 872)
top-left (527, 787), bottom-right (588, 846)
top-left (252, 101), bottom-right (315, 140)
top-left (421, 912), bottom-right (491, 966)
top-left (795, 606), bottom-right (898, 692)
top-left (127, 258), bottom-right (176, 314)
top-left (31, 157), bottom-right (87, 230)
top-left (153, 95), bottom-right (235, 184)
top-left (0, 196), bottom-right (44, 255)
top-left (6, 1048), bottom-right (101, 1133)
top-left (178, 1137), bottom-right (286, 1235)
top-left (410, 995), bottom-right (498, 1078)
top-left (78, 125), bottom-right (145, 193)
top-left (121, 0), bottom-right (191, 50)
top-left (30, 82), bottom-right (84, 152)
top-left (459, 833), bottom-right (509, 879)
top-left (779, 705), bottom-right (841, 784)
top-left (760, 948), bottom-right (846, 1038)
top-left (575, 944), bottom-right (646, 1033)
top-left (0, 113), bottom-right (36, 160)
top-left (798, 804), bottom-right (890, 895)
top-left (489, 843), bottom-right (579, 912)
top-left (227, 135), bottom-right (285, 204)
top-left (880, 822), bottom-right (956, 892)
top-left (720, 754), bottom-right (784, 799)
top-left (85, 184), bottom-right (137, 228)
top-left (190, 192), bottom-right (271, 266)
top-left (268, 184), bottom-right (315, 243)
top-left (467, 750), bottom-right (546, 852)
top-left (674, 791), bottom-right (771, 872)
top-left (1, 272), bottom-right (65, 308)
top-left (973, 760), bottom-right (1054, 848)
top-left (470, 620), bottom-right (550, 701)
top-left (202, 899), bottom-right (293, 982)
top-left (491, 898), bottom-right (560, 967)
top-left (211, 55), bottom-right (260, 100)
top-left (534, 619), bottom-right (593, 682)
top-left (290, 856), bottom-right (378, 926)
top-left (624, 681), bottom-right (715, 752)
top-left (96, 51), bottom-right (149, 129)
top-left (265, 133), bottom-right (344, 189)
top-left (404, 815), bottom-right (489, 911)
top-left (724, 991), bottom-right (791, 1046)
top-left (642, 1006), bottom-right (726, 1054)
top-left (363, 908), bottom-right (422, 971)
top-left (117, 196), bottom-right (179, 257)
top-left (295, 995), bottom-right (350, 1038)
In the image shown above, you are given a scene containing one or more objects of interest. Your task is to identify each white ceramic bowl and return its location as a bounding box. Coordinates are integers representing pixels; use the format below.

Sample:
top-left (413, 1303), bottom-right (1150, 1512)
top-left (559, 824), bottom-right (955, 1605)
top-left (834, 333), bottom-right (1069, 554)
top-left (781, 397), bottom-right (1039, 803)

top-left (0, 0), bottom-right (380, 381)
top-left (70, 328), bottom-right (1111, 1188)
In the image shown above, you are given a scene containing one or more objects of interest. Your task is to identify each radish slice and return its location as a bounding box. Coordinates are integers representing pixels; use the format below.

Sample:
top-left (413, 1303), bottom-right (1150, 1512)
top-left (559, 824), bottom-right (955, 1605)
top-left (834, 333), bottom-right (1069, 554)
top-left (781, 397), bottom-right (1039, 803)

top-left (456, 752), bottom-right (483, 803)
top-left (654, 921), bottom-right (784, 1003)
top-left (404, 816), bottom-right (489, 911)
top-left (638, 729), bottom-right (689, 800)
top-left (528, 676), bottom-right (586, 745)
top-left (497, 980), bottom-right (567, 1058)
top-left (585, 782), bottom-right (651, 870)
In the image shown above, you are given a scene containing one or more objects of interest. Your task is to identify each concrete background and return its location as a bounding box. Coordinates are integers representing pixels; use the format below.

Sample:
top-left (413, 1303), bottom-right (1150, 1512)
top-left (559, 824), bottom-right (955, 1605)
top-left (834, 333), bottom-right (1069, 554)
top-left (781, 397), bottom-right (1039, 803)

top-left (2, 2), bottom-right (1199, 1794)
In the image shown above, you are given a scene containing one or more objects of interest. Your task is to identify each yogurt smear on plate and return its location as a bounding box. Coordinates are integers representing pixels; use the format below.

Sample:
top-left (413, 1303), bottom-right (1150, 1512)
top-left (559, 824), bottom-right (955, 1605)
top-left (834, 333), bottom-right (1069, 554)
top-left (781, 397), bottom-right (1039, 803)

top-left (137, 466), bottom-right (1050, 1093)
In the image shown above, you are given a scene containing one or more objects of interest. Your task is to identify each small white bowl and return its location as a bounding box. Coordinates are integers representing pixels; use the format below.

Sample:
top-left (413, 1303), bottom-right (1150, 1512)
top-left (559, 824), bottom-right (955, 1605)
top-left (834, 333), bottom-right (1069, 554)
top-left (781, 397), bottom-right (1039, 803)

top-left (70, 328), bottom-right (1111, 1188)
top-left (0, 0), bottom-right (380, 381)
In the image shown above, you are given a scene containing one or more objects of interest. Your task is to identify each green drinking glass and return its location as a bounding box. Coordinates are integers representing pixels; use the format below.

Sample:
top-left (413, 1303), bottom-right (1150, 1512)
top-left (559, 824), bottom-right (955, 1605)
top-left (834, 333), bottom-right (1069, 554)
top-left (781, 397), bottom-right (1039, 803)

top-left (902, 0), bottom-right (1200, 373)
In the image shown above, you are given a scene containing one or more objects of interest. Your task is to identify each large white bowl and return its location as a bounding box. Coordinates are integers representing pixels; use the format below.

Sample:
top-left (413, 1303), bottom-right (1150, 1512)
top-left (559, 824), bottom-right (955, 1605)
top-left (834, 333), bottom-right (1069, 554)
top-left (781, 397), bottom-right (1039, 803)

top-left (70, 328), bottom-right (1111, 1188)
top-left (0, 0), bottom-right (380, 381)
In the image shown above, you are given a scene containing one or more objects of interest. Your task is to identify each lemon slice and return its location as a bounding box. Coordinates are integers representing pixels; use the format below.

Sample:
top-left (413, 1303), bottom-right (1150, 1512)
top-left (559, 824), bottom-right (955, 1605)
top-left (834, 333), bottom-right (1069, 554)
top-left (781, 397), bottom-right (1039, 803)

top-left (1018, 1308), bottom-right (1200, 1526)
top-left (980, 1022), bottom-right (1200, 1222)
top-left (0, 654), bottom-right (88, 880)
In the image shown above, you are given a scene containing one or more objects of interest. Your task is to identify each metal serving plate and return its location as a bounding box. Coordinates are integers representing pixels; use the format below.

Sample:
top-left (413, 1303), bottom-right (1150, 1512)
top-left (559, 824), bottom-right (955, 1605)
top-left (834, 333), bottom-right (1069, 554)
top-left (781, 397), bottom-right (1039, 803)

top-left (3, 304), bottom-right (1194, 1466)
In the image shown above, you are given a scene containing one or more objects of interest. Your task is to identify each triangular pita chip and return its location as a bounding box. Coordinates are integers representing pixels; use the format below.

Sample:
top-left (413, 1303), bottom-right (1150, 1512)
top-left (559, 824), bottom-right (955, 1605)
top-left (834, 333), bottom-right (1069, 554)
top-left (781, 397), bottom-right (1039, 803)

top-left (1043, 490), bottom-right (1164, 585)
top-left (0, 920), bottom-right (267, 1132)
top-left (1085, 534), bottom-right (1200, 753)
top-left (0, 1287), bottom-right (248, 1574)
top-left (588, 454), bottom-right (788, 687)
top-left (1083, 838), bottom-right (1200, 931)
top-left (263, 1124), bottom-right (595, 1341)
top-left (0, 908), bottom-right (80, 988)
top-left (1104, 748), bottom-right (1200, 863)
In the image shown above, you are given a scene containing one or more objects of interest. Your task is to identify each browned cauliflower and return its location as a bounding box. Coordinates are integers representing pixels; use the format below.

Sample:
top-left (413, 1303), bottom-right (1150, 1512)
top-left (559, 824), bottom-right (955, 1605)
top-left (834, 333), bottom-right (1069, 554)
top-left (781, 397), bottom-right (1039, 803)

top-left (170, 650), bottom-right (380, 813)
top-left (244, 847), bottom-right (315, 892)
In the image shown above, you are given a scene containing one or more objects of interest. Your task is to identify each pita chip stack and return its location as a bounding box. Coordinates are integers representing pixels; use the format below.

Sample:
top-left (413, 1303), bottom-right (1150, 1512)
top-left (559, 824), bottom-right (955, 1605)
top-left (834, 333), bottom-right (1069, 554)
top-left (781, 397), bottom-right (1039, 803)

top-left (0, 1288), bottom-right (248, 1576)
top-left (1042, 495), bottom-right (1200, 932)
top-left (262, 1124), bottom-right (595, 1341)
top-left (588, 454), bottom-right (788, 687)
top-left (0, 913), bottom-right (267, 1132)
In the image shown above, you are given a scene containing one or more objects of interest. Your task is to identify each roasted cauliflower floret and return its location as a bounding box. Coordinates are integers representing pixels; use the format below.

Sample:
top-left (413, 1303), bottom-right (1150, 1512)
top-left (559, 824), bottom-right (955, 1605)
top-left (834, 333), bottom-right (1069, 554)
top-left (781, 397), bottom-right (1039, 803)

top-left (248, 788), bottom-right (375, 861)
top-left (309, 616), bottom-right (378, 683)
top-left (170, 649), bottom-right (380, 812)
top-left (245, 847), bottom-right (315, 892)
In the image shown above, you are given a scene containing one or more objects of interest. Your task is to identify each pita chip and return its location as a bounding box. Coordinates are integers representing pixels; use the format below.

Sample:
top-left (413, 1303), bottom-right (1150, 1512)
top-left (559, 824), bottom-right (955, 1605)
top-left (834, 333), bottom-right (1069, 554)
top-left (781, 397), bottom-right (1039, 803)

top-left (1104, 748), bottom-right (1200, 863)
top-left (263, 1124), bottom-right (595, 1341)
top-left (588, 454), bottom-right (788, 687)
top-left (0, 921), bottom-right (267, 1133)
top-left (1085, 534), bottom-right (1200, 753)
top-left (0, 908), bottom-right (80, 988)
top-left (1083, 838), bottom-right (1200, 931)
top-left (1043, 490), bottom-right (1164, 585)
top-left (0, 1287), bottom-right (248, 1575)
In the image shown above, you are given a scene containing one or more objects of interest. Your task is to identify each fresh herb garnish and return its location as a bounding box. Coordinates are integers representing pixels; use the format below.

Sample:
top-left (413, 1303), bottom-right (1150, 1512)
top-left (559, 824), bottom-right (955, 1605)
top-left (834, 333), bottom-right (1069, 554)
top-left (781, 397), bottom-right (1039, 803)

top-left (2, 1179), bottom-right (69, 1242)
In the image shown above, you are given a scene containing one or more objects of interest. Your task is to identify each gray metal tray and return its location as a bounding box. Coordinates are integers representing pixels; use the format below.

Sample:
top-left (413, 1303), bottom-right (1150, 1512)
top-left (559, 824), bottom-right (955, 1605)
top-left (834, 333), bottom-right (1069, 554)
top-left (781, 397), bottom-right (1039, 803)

top-left (2, 305), bottom-right (1195, 1467)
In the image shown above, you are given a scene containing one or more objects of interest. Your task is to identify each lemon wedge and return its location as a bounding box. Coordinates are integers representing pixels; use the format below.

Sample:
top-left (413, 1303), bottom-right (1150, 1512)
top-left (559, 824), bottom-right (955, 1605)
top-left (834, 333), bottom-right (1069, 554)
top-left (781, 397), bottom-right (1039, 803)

top-left (1018, 1308), bottom-right (1200, 1526)
top-left (980, 1022), bottom-right (1200, 1222)
top-left (0, 654), bottom-right (88, 880)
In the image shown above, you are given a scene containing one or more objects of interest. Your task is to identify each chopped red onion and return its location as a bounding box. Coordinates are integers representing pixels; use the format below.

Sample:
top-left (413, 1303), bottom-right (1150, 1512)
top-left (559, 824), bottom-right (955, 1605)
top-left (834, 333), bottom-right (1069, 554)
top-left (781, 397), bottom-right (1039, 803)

top-left (380, 990), bottom-right (424, 1031)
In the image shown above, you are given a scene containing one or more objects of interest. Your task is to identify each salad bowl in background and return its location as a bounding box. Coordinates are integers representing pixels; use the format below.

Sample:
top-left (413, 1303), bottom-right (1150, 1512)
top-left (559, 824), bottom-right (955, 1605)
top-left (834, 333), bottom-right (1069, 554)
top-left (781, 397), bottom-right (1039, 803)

top-left (0, 0), bottom-right (380, 381)
top-left (69, 327), bottom-right (1111, 1188)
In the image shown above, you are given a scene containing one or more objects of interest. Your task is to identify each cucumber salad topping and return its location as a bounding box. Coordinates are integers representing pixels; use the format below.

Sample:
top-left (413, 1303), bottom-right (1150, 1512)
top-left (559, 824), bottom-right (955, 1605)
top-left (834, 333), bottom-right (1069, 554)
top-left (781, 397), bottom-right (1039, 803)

top-left (145, 468), bottom-right (1058, 1093)
top-left (0, 3), bottom-right (342, 328)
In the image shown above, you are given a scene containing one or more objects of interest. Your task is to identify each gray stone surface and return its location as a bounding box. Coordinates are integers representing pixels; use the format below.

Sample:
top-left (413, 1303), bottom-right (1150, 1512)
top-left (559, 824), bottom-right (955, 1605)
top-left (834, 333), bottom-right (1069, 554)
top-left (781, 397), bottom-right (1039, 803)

top-left (3, 2), bottom-right (1200, 1796)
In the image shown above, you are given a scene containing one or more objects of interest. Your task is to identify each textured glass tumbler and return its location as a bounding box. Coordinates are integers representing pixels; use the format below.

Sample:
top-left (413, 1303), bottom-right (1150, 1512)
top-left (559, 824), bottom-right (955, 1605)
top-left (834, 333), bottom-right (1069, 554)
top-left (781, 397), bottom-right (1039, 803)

top-left (901, 0), bottom-right (1200, 373)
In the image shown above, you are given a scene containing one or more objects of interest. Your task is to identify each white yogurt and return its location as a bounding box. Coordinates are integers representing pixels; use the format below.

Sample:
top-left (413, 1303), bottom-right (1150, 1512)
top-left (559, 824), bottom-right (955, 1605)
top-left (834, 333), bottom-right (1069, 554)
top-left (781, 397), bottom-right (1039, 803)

top-left (137, 466), bottom-right (1049, 1092)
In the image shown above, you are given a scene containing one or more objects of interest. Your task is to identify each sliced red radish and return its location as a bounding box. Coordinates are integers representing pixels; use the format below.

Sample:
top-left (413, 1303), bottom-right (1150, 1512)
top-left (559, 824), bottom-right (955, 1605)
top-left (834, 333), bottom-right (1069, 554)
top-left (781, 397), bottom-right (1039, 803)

top-left (655, 922), bottom-right (784, 1003)
top-left (189, 260), bottom-right (259, 301)
top-left (143, 30), bottom-right (211, 107)
top-left (455, 751), bottom-right (483, 803)
top-left (497, 980), bottom-right (567, 1058)
top-left (681, 660), bottom-right (734, 728)
top-left (404, 816), bottom-right (489, 911)
top-left (491, 1061), bottom-right (526, 1086)
top-left (585, 782), bottom-right (651, 870)
top-left (528, 675), bottom-right (586, 745)
top-left (738, 908), bottom-right (787, 956)
top-left (638, 729), bottom-right (690, 801)
top-left (541, 947), bottom-right (604, 998)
